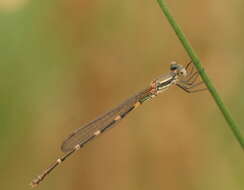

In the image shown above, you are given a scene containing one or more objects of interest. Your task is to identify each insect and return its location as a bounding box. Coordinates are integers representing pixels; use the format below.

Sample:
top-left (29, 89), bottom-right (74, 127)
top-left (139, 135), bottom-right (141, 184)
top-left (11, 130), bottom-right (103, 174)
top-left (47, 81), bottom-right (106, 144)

top-left (30, 61), bottom-right (206, 187)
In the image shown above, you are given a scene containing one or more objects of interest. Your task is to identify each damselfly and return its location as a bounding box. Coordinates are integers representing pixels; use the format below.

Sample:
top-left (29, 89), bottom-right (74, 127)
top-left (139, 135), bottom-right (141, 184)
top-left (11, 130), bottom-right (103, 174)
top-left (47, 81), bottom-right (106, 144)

top-left (30, 61), bottom-right (206, 187)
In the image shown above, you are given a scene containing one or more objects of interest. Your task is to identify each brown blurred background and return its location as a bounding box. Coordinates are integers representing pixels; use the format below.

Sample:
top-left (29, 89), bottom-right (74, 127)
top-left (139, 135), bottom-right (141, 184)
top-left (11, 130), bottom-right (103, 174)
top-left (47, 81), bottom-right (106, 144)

top-left (0, 0), bottom-right (243, 190)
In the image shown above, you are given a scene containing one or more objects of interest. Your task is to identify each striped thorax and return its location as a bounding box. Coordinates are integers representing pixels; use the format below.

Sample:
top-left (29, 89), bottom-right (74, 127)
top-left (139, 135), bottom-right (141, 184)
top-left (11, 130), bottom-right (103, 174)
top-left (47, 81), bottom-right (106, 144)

top-left (153, 62), bottom-right (187, 94)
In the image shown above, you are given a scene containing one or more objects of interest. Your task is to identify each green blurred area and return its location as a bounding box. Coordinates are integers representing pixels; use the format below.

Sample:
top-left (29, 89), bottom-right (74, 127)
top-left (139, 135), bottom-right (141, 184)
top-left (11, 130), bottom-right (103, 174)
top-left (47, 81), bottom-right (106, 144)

top-left (0, 0), bottom-right (243, 190)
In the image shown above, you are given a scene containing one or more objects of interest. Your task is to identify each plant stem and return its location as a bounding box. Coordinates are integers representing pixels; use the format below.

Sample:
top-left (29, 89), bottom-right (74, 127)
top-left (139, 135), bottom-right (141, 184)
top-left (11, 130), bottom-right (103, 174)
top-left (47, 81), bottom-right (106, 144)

top-left (156, 0), bottom-right (244, 149)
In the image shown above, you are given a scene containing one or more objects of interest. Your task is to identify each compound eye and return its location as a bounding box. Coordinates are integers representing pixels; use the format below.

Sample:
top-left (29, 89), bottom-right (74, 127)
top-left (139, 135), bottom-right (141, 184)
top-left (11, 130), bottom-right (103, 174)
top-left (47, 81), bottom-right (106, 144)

top-left (170, 64), bottom-right (178, 71)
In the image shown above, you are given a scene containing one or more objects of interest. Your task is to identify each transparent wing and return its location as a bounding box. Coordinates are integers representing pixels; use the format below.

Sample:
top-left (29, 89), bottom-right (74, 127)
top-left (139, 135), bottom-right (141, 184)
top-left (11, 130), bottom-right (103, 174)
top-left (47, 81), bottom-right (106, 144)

top-left (61, 87), bottom-right (152, 152)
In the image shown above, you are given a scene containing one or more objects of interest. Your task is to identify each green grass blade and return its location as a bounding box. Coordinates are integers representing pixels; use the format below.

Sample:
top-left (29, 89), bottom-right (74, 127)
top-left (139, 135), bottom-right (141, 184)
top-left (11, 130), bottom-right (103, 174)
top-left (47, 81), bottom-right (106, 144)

top-left (156, 0), bottom-right (244, 149)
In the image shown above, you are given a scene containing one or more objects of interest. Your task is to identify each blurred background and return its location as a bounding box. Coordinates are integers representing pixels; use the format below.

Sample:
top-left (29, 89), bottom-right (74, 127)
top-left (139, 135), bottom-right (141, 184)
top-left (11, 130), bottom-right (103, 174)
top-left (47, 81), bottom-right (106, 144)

top-left (0, 0), bottom-right (244, 190)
